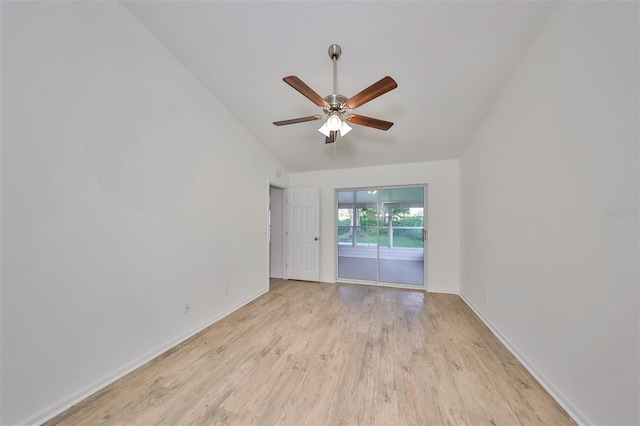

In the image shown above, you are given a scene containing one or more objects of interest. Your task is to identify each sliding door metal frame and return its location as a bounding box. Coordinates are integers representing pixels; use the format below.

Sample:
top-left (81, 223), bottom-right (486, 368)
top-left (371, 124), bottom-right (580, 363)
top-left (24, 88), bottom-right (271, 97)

top-left (335, 184), bottom-right (428, 289)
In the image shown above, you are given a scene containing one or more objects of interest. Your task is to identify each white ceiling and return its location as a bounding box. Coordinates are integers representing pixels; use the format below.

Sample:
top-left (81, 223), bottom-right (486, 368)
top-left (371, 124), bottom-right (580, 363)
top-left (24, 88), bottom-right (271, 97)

top-left (121, 1), bottom-right (555, 173)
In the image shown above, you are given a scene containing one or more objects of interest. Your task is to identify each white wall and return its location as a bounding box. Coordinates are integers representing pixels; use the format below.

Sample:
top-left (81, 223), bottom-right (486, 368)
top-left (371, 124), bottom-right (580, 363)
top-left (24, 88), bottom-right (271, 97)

top-left (0, 2), bottom-right (288, 424)
top-left (460, 2), bottom-right (639, 425)
top-left (290, 160), bottom-right (460, 293)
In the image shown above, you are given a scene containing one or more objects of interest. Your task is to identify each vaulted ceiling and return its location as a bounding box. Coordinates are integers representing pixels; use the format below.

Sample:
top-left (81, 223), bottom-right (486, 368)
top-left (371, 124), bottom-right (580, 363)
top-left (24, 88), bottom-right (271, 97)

top-left (122, 1), bottom-right (556, 173)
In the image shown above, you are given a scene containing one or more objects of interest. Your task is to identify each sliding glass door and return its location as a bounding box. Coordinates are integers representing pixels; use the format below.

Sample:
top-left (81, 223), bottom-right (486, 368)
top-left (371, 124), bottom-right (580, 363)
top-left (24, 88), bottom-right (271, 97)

top-left (337, 185), bottom-right (426, 286)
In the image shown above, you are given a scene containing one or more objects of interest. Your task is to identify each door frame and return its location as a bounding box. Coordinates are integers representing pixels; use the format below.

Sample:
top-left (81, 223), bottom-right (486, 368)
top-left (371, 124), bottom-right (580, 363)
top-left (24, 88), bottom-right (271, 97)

top-left (268, 185), bottom-right (286, 279)
top-left (334, 184), bottom-right (428, 290)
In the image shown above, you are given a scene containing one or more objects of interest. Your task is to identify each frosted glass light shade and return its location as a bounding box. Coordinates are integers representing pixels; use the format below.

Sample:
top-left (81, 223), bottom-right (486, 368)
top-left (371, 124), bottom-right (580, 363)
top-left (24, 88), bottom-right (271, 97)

top-left (318, 122), bottom-right (331, 137)
top-left (326, 114), bottom-right (342, 131)
top-left (339, 121), bottom-right (352, 137)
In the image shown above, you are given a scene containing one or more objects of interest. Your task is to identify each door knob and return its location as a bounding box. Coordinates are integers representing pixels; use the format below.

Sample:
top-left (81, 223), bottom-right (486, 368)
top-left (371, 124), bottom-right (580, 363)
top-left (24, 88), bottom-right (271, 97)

top-left (314, 237), bottom-right (319, 241)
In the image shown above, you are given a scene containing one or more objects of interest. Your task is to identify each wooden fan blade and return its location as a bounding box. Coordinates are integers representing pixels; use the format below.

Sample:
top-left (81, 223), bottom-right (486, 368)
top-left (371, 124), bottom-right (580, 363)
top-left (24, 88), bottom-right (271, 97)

top-left (348, 115), bottom-right (394, 130)
top-left (325, 131), bottom-right (337, 144)
top-left (345, 76), bottom-right (397, 109)
top-left (283, 76), bottom-right (329, 107)
top-left (273, 115), bottom-right (323, 126)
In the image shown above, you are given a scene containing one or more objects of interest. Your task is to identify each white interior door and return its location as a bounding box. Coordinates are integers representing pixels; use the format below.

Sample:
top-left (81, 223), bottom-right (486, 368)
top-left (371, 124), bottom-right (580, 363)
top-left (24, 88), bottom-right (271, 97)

top-left (286, 187), bottom-right (320, 282)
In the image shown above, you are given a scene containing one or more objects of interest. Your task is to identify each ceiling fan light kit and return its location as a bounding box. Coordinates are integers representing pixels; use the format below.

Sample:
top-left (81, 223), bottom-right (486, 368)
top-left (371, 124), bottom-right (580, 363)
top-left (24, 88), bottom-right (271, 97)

top-left (273, 44), bottom-right (397, 145)
top-left (318, 115), bottom-right (352, 138)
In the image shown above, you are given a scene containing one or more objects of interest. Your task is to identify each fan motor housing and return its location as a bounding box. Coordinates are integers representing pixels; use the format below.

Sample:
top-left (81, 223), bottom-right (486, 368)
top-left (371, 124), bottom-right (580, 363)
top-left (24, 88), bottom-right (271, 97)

top-left (324, 94), bottom-right (348, 111)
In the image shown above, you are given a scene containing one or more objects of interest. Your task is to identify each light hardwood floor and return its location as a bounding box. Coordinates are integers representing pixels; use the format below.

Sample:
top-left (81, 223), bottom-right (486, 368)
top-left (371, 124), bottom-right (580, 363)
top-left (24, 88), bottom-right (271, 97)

top-left (46, 279), bottom-right (574, 425)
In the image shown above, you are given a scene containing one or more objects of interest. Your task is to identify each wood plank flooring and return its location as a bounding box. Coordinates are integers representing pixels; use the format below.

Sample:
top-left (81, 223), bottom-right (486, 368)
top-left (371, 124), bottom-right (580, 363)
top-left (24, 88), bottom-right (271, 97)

top-left (46, 279), bottom-right (574, 425)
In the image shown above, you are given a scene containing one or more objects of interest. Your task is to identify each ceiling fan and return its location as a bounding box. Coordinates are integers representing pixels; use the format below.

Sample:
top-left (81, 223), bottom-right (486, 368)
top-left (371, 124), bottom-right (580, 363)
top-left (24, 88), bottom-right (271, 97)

top-left (273, 44), bottom-right (397, 144)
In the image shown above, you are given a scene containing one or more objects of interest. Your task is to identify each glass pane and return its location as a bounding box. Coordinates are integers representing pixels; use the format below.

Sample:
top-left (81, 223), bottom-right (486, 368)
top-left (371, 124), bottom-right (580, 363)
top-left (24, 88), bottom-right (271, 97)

top-left (337, 208), bottom-right (353, 244)
top-left (392, 228), bottom-right (423, 248)
top-left (378, 227), bottom-right (389, 247)
top-left (378, 187), bottom-right (424, 285)
top-left (356, 225), bottom-right (378, 245)
top-left (337, 189), bottom-right (379, 281)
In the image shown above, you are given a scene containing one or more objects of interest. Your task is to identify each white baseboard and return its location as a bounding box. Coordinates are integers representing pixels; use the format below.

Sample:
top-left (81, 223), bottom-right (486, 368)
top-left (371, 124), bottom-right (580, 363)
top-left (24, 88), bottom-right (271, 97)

top-left (426, 286), bottom-right (458, 295)
top-left (24, 288), bottom-right (269, 426)
top-left (459, 294), bottom-right (591, 426)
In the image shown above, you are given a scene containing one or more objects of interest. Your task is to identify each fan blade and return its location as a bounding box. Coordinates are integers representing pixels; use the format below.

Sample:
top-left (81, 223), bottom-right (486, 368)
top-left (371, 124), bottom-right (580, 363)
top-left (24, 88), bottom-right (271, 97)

top-left (348, 115), bottom-right (394, 130)
top-left (273, 115), bottom-right (323, 126)
top-left (345, 76), bottom-right (397, 109)
top-left (325, 131), bottom-right (337, 144)
top-left (283, 76), bottom-right (329, 107)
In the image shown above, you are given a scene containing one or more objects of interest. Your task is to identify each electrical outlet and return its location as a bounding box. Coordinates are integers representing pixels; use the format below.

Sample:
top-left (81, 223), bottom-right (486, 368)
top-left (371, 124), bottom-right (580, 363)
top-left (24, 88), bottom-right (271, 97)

top-left (224, 286), bottom-right (229, 296)
top-left (184, 302), bottom-right (191, 314)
